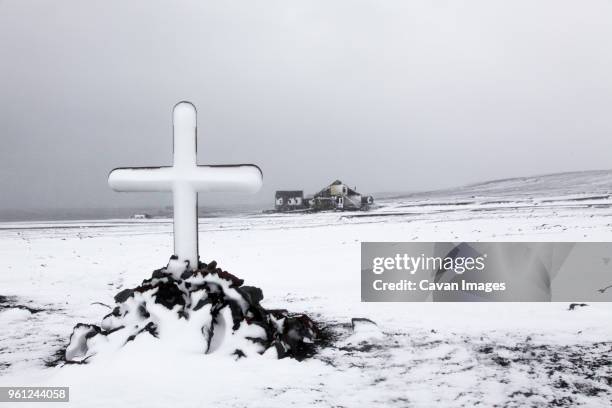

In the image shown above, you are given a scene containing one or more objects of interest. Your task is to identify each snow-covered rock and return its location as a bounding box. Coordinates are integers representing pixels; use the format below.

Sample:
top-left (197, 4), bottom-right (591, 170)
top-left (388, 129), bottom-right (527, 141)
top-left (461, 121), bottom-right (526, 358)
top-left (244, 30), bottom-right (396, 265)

top-left (0, 308), bottom-right (32, 324)
top-left (342, 318), bottom-right (384, 346)
top-left (65, 257), bottom-right (318, 362)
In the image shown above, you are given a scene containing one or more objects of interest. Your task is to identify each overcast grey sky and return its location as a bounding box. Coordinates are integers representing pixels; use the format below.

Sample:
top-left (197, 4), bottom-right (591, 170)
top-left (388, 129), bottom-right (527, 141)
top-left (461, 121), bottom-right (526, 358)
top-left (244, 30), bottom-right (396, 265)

top-left (1, 0), bottom-right (611, 211)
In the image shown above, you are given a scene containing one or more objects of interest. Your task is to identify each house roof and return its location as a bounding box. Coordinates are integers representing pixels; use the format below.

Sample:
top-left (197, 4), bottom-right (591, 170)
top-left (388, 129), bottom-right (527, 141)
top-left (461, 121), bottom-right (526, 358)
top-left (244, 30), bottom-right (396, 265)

top-left (275, 190), bottom-right (303, 197)
top-left (313, 180), bottom-right (361, 197)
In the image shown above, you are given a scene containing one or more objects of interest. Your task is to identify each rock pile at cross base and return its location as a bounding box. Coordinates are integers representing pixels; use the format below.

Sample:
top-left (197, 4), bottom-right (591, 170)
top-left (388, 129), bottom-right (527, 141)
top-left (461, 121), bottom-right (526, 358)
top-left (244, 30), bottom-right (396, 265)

top-left (65, 257), bottom-right (318, 362)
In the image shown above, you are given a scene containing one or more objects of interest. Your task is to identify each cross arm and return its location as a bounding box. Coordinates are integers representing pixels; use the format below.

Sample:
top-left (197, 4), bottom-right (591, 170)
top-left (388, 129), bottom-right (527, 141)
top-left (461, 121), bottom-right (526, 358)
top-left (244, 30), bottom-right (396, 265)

top-left (108, 167), bottom-right (174, 192)
top-left (190, 165), bottom-right (263, 193)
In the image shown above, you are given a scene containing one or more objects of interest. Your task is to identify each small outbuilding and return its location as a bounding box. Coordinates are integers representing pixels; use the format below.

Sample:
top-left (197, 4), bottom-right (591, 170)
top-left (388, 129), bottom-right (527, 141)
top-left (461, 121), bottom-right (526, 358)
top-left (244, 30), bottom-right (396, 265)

top-left (274, 191), bottom-right (305, 212)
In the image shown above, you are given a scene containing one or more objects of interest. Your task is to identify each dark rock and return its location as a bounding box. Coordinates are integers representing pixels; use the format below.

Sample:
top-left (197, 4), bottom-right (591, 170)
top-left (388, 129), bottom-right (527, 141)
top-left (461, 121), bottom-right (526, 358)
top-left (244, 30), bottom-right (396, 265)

top-left (153, 280), bottom-right (185, 309)
top-left (0, 295), bottom-right (44, 314)
top-left (272, 339), bottom-right (289, 359)
top-left (568, 303), bottom-right (588, 311)
top-left (267, 309), bottom-right (289, 318)
top-left (44, 348), bottom-right (67, 368)
top-left (137, 304), bottom-right (150, 319)
top-left (237, 286), bottom-right (264, 306)
top-left (114, 289), bottom-right (134, 303)
top-left (140, 322), bottom-right (158, 338)
top-left (215, 270), bottom-right (244, 287)
top-left (278, 314), bottom-right (318, 360)
top-left (225, 299), bottom-right (245, 330)
top-left (492, 356), bottom-right (511, 367)
top-left (193, 297), bottom-right (212, 311)
top-left (479, 346), bottom-right (494, 354)
top-left (152, 268), bottom-right (169, 279)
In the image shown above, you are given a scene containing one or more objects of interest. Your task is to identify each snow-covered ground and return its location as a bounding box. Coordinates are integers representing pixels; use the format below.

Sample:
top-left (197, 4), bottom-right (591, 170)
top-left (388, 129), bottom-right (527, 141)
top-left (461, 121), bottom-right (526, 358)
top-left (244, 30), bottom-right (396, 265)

top-left (1, 171), bottom-right (611, 407)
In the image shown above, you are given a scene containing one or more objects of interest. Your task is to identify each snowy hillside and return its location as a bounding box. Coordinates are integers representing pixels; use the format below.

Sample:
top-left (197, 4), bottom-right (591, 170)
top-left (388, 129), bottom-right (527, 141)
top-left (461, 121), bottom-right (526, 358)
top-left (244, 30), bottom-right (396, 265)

top-left (383, 169), bottom-right (612, 206)
top-left (1, 171), bottom-right (611, 407)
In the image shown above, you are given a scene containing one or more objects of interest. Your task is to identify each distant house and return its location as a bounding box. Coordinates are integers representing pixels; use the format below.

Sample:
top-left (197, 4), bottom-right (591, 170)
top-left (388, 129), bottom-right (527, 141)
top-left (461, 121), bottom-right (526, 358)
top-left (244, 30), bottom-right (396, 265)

top-left (273, 180), bottom-right (373, 212)
top-left (274, 191), bottom-right (305, 212)
top-left (132, 213), bottom-right (152, 219)
top-left (311, 180), bottom-right (373, 211)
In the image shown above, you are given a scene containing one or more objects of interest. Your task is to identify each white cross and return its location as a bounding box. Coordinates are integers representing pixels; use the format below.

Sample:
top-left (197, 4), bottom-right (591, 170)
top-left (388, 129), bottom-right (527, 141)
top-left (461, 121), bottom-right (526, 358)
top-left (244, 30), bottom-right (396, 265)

top-left (108, 101), bottom-right (263, 270)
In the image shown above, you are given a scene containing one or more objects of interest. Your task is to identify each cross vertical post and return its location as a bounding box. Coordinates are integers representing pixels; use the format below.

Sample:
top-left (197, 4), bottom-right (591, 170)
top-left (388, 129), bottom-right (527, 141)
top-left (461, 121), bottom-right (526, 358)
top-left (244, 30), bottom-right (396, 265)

top-left (172, 103), bottom-right (199, 269)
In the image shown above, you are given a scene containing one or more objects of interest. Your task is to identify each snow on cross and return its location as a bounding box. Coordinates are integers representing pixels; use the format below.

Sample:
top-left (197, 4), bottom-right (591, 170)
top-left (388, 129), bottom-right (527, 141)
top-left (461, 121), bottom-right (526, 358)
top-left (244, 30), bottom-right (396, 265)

top-left (108, 101), bottom-right (263, 270)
